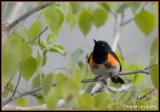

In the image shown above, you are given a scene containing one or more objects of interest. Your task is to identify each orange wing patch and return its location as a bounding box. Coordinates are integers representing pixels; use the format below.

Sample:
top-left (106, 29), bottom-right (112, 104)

top-left (107, 53), bottom-right (119, 66)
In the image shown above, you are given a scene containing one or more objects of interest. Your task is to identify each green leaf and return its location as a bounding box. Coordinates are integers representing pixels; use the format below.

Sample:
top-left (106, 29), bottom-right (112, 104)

top-left (32, 74), bottom-right (41, 88)
top-left (69, 68), bottom-right (81, 89)
top-left (14, 97), bottom-right (28, 107)
top-left (150, 38), bottom-right (158, 55)
top-left (120, 89), bottom-right (137, 104)
top-left (2, 35), bottom-right (22, 76)
top-left (71, 48), bottom-right (83, 62)
top-left (42, 73), bottom-right (54, 95)
top-left (29, 20), bottom-right (43, 38)
top-left (62, 80), bottom-right (79, 100)
top-left (101, 2), bottom-right (116, 11)
top-left (76, 93), bottom-right (94, 109)
top-left (78, 8), bottom-right (93, 36)
top-left (21, 56), bottom-right (37, 80)
top-left (70, 2), bottom-right (82, 14)
top-left (18, 43), bottom-right (32, 59)
top-left (125, 64), bottom-right (146, 86)
top-left (78, 60), bottom-right (85, 70)
top-left (18, 27), bottom-right (32, 42)
top-left (94, 92), bottom-right (113, 109)
top-left (47, 33), bottom-right (57, 44)
top-left (49, 44), bottom-right (66, 56)
top-left (134, 74), bottom-right (146, 86)
top-left (130, 2), bottom-right (141, 13)
top-left (39, 39), bottom-right (47, 49)
top-left (92, 6), bottom-right (108, 28)
top-left (7, 34), bottom-right (32, 59)
top-left (116, 3), bottom-right (130, 13)
top-left (135, 10), bottom-right (156, 36)
top-left (154, 2), bottom-right (158, 17)
top-left (35, 92), bottom-right (45, 105)
top-left (45, 88), bottom-right (60, 109)
top-left (150, 38), bottom-right (158, 65)
top-left (52, 73), bottom-right (66, 86)
top-left (67, 4), bottom-right (77, 31)
top-left (43, 5), bottom-right (64, 33)
top-left (150, 64), bottom-right (158, 89)
top-left (68, 13), bottom-right (76, 31)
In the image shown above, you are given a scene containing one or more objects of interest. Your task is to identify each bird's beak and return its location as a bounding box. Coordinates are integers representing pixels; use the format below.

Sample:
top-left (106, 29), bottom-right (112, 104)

top-left (93, 39), bottom-right (97, 44)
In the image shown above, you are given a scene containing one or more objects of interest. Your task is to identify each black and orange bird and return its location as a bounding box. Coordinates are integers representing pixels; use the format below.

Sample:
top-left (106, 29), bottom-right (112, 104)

top-left (87, 39), bottom-right (124, 84)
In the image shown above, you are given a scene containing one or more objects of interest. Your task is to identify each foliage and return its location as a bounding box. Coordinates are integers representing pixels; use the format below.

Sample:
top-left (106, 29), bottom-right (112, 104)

top-left (2, 2), bottom-right (158, 110)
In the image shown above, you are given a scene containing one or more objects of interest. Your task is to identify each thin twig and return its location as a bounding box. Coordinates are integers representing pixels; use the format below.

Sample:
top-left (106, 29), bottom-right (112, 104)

top-left (3, 86), bottom-right (22, 95)
top-left (121, 2), bottom-right (148, 27)
top-left (6, 2), bottom-right (52, 31)
top-left (137, 88), bottom-right (156, 101)
top-left (2, 62), bottom-right (20, 96)
top-left (2, 87), bottom-right (41, 106)
top-left (121, 17), bottom-right (134, 27)
top-left (3, 73), bottom-right (15, 96)
top-left (100, 2), bottom-right (116, 17)
top-left (2, 84), bottom-right (56, 106)
top-left (10, 65), bottom-right (22, 98)
top-left (27, 26), bottom-right (48, 43)
top-left (81, 70), bottom-right (148, 83)
top-left (81, 64), bottom-right (156, 83)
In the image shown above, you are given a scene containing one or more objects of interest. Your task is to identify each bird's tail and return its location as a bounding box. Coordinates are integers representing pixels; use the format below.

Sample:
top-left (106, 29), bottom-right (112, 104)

top-left (111, 76), bottom-right (124, 84)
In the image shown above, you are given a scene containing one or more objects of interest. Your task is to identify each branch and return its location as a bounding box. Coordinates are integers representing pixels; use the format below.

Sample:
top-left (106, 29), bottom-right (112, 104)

top-left (81, 64), bottom-right (156, 83)
top-left (2, 61), bottom-right (20, 96)
top-left (137, 88), bottom-right (157, 101)
top-left (2, 84), bottom-right (56, 107)
top-left (100, 3), bottom-right (116, 17)
top-left (6, 3), bottom-right (52, 31)
top-left (10, 73), bottom-right (21, 98)
top-left (2, 87), bottom-right (41, 106)
top-left (27, 26), bottom-right (48, 43)
top-left (3, 73), bottom-right (15, 96)
top-left (121, 2), bottom-right (148, 27)
top-left (10, 61), bottom-right (23, 98)
top-left (112, 14), bottom-right (123, 51)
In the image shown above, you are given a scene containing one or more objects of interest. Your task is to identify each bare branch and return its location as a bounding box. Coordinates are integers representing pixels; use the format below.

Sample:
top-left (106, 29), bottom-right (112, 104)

top-left (3, 86), bottom-right (22, 95)
top-left (6, 3), bottom-right (52, 31)
top-left (137, 88), bottom-right (157, 101)
top-left (10, 74), bottom-right (21, 98)
top-left (3, 73), bottom-right (15, 97)
top-left (81, 70), bottom-right (148, 83)
top-left (2, 84), bottom-right (56, 107)
top-left (2, 87), bottom-right (41, 106)
top-left (112, 14), bottom-right (123, 51)
top-left (81, 64), bottom-right (157, 83)
top-left (121, 17), bottom-right (134, 27)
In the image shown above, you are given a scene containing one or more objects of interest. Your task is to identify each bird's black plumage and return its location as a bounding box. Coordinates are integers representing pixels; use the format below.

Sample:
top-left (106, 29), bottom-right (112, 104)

top-left (88, 39), bottom-right (124, 84)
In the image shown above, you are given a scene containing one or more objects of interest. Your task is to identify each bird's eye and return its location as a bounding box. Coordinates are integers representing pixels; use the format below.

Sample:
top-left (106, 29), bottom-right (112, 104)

top-left (102, 44), bottom-right (105, 47)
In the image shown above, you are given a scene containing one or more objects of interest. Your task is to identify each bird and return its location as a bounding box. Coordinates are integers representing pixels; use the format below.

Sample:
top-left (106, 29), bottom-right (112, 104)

top-left (87, 39), bottom-right (124, 84)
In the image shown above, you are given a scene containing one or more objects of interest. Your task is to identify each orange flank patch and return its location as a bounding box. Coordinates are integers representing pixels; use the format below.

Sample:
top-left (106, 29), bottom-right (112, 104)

top-left (88, 54), bottom-right (94, 68)
top-left (107, 53), bottom-right (119, 66)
